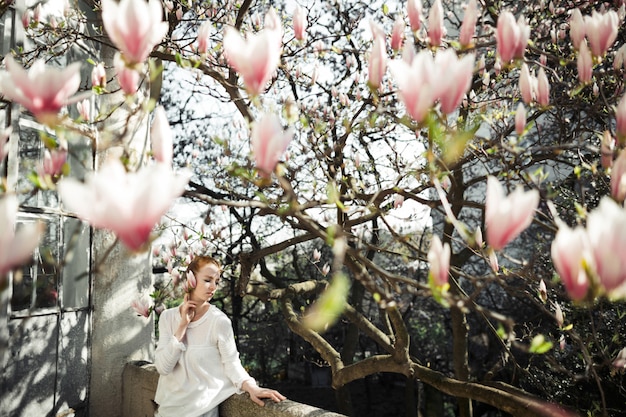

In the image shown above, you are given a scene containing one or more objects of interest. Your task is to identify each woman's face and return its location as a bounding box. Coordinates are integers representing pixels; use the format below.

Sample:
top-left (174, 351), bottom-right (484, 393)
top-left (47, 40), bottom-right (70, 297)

top-left (191, 263), bottom-right (221, 302)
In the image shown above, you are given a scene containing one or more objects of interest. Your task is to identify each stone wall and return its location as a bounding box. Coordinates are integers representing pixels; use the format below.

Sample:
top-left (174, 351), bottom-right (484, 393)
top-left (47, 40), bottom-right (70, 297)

top-left (122, 361), bottom-right (347, 417)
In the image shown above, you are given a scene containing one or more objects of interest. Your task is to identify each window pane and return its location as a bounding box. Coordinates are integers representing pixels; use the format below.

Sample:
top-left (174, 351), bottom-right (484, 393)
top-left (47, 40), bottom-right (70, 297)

top-left (62, 217), bottom-right (90, 308)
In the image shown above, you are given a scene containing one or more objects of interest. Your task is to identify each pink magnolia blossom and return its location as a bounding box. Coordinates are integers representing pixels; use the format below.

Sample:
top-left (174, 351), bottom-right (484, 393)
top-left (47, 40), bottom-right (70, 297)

top-left (131, 297), bottom-right (151, 318)
top-left (77, 99), bottom-right (90, 121)
top-left (536, 68), bottom-right (550, 107)
top-left (496, 11), bottom-right (530, 63)
top-left (91, 63), bottom-right (106, 89)
top-left (459, 0), bottom-right (478, 48)
top-left (554, 302), bottom-right (564, 328)
top-left (569, 9), bottom-right (585, 50)
top-left (616, 94), bottom-right (626, 141)
top-left (584, 10), bottom-right (618, 58)
top-left (577, 39), bottom-right (593, 84)
top-left (433, 49), bottom-right (475, 114)
top-left (427, 0), bottom-right (445, 47)
top-left (21, 10), bottom-right (32, 29)
top-left (57, 160), bottom-right (190, 251)
top-left (42, 147), bottom-right (67, 177)
top-left (389, 50), bottom-right (436, 122)
top-left (538, 279), bottom-right (548, 303)
top-left (519, 63), bottom-right (534, 104)
top-left (293, 5), bottom-right (307, 41)
top-left (601, 131), bottom-right (615, 170)
top-left (223, 26), bottom-right (282, 96)
top-left (611, 150), bottom-right (626, 202)
top-left (186, 270), bottom-right (197, 292)
top-left (551, 222), bottom-right (590, 301)
top-left (151, 106), bottom-right (173, 166)
top-left (100, 0), bottom-right (168, 65)
top-left (0, 55), bottom-right (82, 125)
top-left (196, 20), bottom-right (212, 55)
top-left (368, 36), bottom-right (387, 89)
top-left (0, 194), bottom-right (44, 277)
top-left (515, 102), bottom-right (526, 135)
top-left (427, 235), bottom-right (450, 287)
top-left (114, 53), bottom-right (140, 95)
top-left (250, 113), bottom-right (293, 177)
top-left (391, 16), bottom-right (405, 51)
top-left (485, 176), bottom-right (539, 251)
top-left (0, 126), bottom-right (11, 162)
top-left (613, 347), bottom-right (626, 372)
top-left (586, 197), bottom-right (626, 298)
top-left (407, 0), bottom-right (423, 32)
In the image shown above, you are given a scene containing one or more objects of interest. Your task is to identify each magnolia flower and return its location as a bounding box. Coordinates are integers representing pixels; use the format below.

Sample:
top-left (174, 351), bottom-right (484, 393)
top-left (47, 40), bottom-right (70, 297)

top-left (151, 106), bottom-right (173, 166)
top-left (584, 10), bottom-right (618, 58)
top-left (293, 5), bottom-right (307, 41)
top-left (459, 0), bottom-right (478, 48)
top-left (611, 149), bottom-right (626, 202)
top-left (77, 99), bottom-right (91, 121)
top-left (554, 302), bottom-right (564, 328)
top-left (91, 62), bottom-right (106, 89)
top-left (0, 126), bottom-right (11, 162)
top-left (223, 27), bottom-right (282, 96)
top-left (368, 36), bottom-right (387, 89)
top-left (551, 222), bottom-right (590, 301)
top-left (391, 16), bottom-right (404, 51)
top-left (100, 0), bottom-right (168, 65)
top-left (131, 297), bottom-right (151, 318)
top-left (485, 176), bottom-right (539, 251)
top-left (186, 270), bottom-right (197, 292)
top-left (577, 39), bottom-right (593, 84)
top-left (407, 0), bottom-right (423, 32)
top-left (613, 347), bottom-right (626, 372)
top-left (42, 147), bottom-right (67, 177)
top-left (0, 194), bottom-right (44, 277)
top-left (587, 197), bottom-right (626, 298)
top-left (114, 53), bottom-right (140, 95)
top-left (394, 194), bottom-right (404, 209)
top-left (427, 0), bottom-right (445, 47)
top-left (569, 9), bottom-right (585, 50)
top-left (538, 279), bottom-right (548, 303)
top-left (536, 68), bottom-right (550, 107)
top-left (0, 56), bottom-right (82, 125)
top-left (22, 10), bottom-right (32, 29)
top-left (427, 235), bottom-right (450, 288)
top-left (515, 102), bottom-right (526, 135)
top-left (496, 11), bottom-right (530, 63)
top-left (601, 131), bottom-right (615, 170)
top-left (389, 50), bottom-right (436, 122)
top-left (57, 160), bottom-right (190, 251)
top-left (433, 50), bottom-right (475, 114)
top-left (312, 249), bottom-right (321, 263)
top-left (196, 20), bottom-right (212, 55)
top-left (616, 94), bottom-right (626, 141)
top-left (250, 113), bottom-right (293, 177)
top-left (519, 63), bottom-right (534, 104)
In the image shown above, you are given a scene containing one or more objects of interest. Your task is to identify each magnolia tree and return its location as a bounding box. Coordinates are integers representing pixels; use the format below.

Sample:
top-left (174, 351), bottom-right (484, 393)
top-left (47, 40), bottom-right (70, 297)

top-left (1, 0), bottom-right (626, 416)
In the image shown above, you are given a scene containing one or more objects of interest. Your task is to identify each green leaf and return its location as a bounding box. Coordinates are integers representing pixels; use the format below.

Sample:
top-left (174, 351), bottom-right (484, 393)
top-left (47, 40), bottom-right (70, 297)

top-left (303, 273), bottom-right (350, 333)
top-left (529, 334), bottom-right (553, 354)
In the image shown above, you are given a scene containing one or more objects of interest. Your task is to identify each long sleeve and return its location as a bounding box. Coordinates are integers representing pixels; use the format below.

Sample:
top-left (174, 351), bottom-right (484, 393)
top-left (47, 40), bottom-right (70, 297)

top-left (154, 309), bottom-right (186, 375)
top-left (215, 316), bottom-right (256, 390)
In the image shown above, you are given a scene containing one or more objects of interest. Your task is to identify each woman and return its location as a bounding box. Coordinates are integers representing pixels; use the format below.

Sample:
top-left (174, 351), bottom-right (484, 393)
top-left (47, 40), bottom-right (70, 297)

top-left (154, 255), bottom-right (285, 417)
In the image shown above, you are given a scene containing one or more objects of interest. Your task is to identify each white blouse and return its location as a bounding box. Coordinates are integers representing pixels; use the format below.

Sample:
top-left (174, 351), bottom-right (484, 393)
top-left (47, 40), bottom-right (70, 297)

top-left (154, 305), bottom-right (255, 417)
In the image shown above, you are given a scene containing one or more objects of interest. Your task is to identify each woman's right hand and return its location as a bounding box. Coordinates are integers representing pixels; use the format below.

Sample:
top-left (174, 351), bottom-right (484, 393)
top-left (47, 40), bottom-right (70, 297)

top-left (180, 294), bottom-right (197, 325)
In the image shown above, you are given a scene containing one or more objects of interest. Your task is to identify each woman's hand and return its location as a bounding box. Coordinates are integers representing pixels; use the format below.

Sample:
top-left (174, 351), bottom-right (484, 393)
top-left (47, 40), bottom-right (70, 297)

top-left (180, 293), bottom-right (197, 325)
top-left (174, 294), bottom-right (197, 342)
top-left (242, 380), bottom-right (286, 406)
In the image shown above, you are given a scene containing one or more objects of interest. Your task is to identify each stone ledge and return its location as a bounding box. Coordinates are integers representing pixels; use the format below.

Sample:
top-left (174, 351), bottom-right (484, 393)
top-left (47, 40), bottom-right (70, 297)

top-left (122, 361), bottom-right (346, 417)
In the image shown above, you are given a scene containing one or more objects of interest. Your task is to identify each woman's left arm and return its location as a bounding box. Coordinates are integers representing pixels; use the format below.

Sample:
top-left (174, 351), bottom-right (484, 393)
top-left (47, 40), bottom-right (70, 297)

top-left (216, 317), bottom-right (286, 406)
